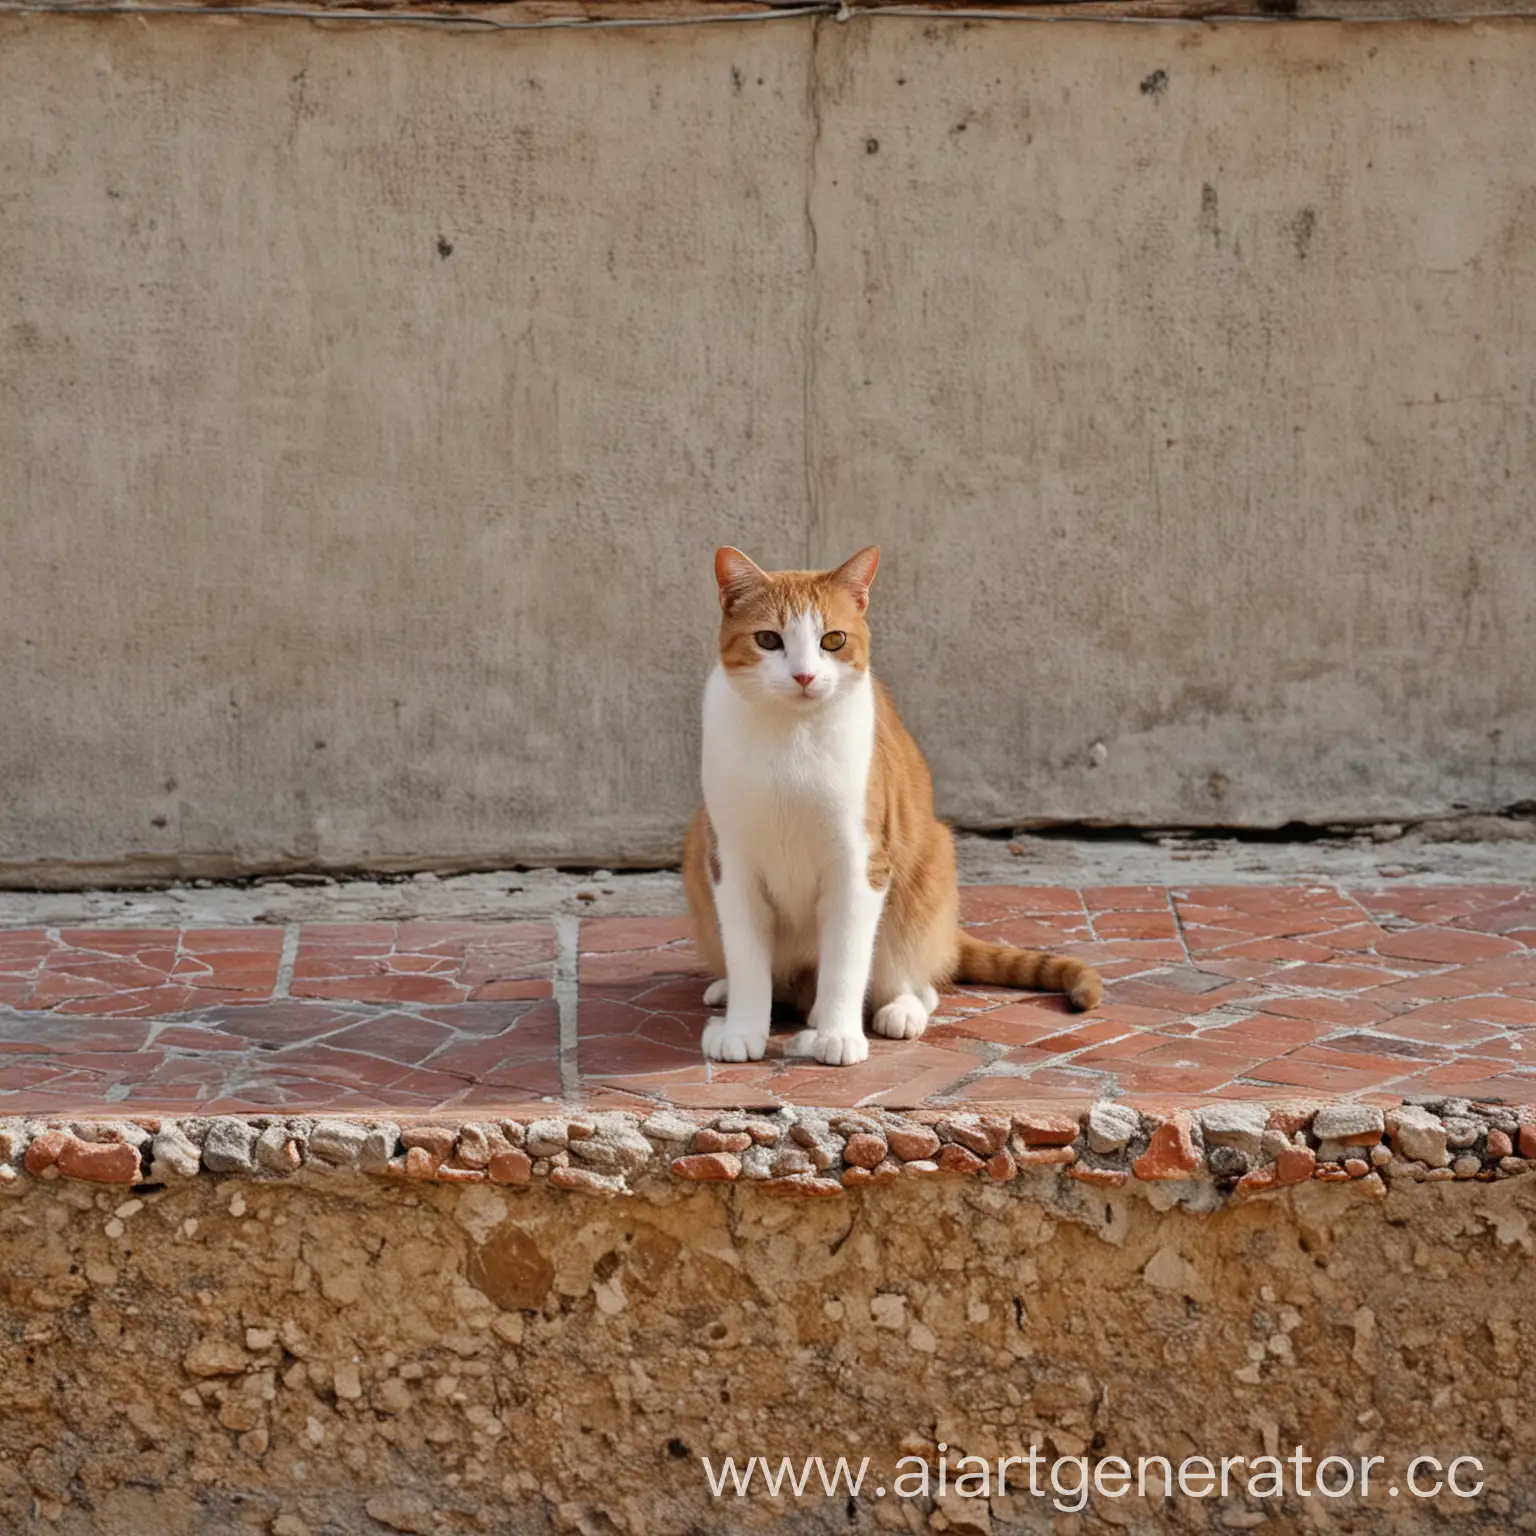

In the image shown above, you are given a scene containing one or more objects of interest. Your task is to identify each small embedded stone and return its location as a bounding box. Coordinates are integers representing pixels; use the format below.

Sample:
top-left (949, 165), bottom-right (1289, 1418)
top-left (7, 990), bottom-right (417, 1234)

top-left (1267, 1108), bottom-right (1311, 1137)
top-left (935, 1143), bottom-right (984, 1175)
top-left (1486, 1129), bottom-right (1513, 1159)
top-left (24, 1129), bottom-right (70, 1175)
top-left (770, 1147), bottom-right (813, 1177)
top-left (76, 1119), bottom-right (151, 1149)
top-left (1198, 1104), bottom-right (1266, 1159)
top-left (1388, 1106), bottom-right (1450, 1168)
top-left (1452, 1155), bottom-right (1482, 1179)
top-left (430, 1164), bottom-right (486, 1184)
top-left (550, 1165), bottom-right (624, 1195)
top-left (568, 1121), bottom-right (653, 1174)
top-left (884, 1125), bottom-right (941, 1162)
top-left (566, 1118), bottom-right (596, 1141)
top-left (1132, 1112), bottom-right (1200, 1180)
top-left (1343, 1158), bottom-right (1370, 1178)
top-left (871, 1159), bottom-right (902, 1185)
top-left (639, 1113), bottom-right (694, 1144)
top-left (150, 1125), bottom-right (202, 1180)
top-left (202, 1118), bottom-right (259, 1175)
top-left (454, 1123), bottom-right (504, 1168)
top-left (693, 1128), bottom-right (752, 1155)
top-left (525, 1118), bottom-right (571, 1157)
top-left (1444, 1117), bottom-right (1480, 1150)
top-left (183, 1338), bottom-right (248, 1378)
top-left (488, 1149), bottom-right (533, 1185)
top-left (309, 1120), bottom-right (367, 1166)
top-left (671, 1153), bottom-right (741, 1182)
top-left (1016, 1146), bottom-right (1075, 1168)
top-left (984, 1149), bottom-right (1016, 1182)
top-left (403, 1146), bottom-right (440, 1180)
top-left (1235, 1166), bottom-right (1278, 1196)
top-left (1086, 1102), bottom-right (1139, 1155)
top-left (255, 1126), bottom-right (302, 1174)
top-left (761, 1175), bottom-right (843, 1197)
top-left (1518, 1123), bottom-right (1536, 1159)
top-left (744, 1119), bottom-right (780, 1144)
top-left (1314, 1162), bottom-right (1351, 1182)
top-left (1012, 1111), bottom-right (1080, 1147)
top-left (787, 1119), bottom-right (841, 1168)
top-left (1068, 1165), bottom-right (1127, 1188)
top-left (401, 1125), bottom-right (455, 1160)
top-left (842, 1166), bottom-right (872, 1187)
top-left (902, 1159), bottom-right (941, 1177)
top-left (1311, 1105), bottom-right (1385, 1145)
top-left (57, 1138), bottom-right (140, 1184)
top-left (829, 1113), bottom-right (879, 1135)
top-left (360, 1124), bottom-right (400, 1172)
top-left (842, 1133), bottom-right (888, 1169)
top-left (941, 1115), bottom-right (1009, 1156)
top-left (1276, 1145), bottom-right (1317, 1185)
top-left (1205, 1145), bottom-right (1248, 1180)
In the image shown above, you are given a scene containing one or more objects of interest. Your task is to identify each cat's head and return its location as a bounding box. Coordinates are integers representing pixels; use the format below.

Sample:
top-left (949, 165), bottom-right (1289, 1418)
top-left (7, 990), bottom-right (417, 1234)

top-left (712, 546), bottom-right (879, 707)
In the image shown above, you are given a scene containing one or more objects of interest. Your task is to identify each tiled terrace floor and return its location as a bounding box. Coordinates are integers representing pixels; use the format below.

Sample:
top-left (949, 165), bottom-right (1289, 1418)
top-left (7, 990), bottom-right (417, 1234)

top-left (1, 885), bottom-right (1533, 1117)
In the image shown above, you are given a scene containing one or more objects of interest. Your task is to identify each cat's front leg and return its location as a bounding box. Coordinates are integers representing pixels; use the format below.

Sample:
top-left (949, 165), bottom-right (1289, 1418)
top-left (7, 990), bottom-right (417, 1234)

top-left (701, 859), bottom-right (773, 1063)
top-left (790, 855), bottom-right (885, 1066)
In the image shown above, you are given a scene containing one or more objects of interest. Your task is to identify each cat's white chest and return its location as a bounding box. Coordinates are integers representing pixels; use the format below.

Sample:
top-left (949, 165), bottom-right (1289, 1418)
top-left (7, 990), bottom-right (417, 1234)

top-left (700, 665), bottom-right (874, 908)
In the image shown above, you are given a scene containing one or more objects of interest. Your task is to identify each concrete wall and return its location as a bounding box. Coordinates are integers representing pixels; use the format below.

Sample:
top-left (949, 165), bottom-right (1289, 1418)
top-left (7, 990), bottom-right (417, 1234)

top-left (3, 14), bottom-right (1534, 880)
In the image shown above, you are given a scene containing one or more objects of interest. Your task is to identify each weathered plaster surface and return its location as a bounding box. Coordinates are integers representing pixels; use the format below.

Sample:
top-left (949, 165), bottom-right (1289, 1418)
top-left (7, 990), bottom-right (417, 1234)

top-left (3, 18), bottom-right (1535, 876)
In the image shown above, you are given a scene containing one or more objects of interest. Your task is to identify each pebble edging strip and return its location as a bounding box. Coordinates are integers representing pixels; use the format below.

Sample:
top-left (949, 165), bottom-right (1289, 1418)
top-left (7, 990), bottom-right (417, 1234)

top-left (1, 1101), bottom-right (1533, 1199)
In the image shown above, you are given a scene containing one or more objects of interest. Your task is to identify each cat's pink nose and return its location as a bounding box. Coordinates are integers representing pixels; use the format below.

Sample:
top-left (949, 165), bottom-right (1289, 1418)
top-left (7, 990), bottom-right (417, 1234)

top-left (793, 672), bottom-right (815, 688)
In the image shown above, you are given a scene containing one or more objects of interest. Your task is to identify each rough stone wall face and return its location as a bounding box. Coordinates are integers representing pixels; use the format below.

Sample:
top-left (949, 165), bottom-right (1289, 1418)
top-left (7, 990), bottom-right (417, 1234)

top-left (1, 1174), bottom-right (1533, 1534)
top-left (3, 17), bottom-right (1536, 879)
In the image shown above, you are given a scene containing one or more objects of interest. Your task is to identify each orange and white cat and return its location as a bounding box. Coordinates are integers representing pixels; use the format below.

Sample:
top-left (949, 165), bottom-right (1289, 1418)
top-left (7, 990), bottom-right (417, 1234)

top-left (683, 546), bottom-right (1102, 1066)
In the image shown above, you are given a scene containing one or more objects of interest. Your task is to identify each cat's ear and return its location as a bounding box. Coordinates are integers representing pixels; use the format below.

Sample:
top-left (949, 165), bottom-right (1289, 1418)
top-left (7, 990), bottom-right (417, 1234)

top-left (715, 547), bottom-right (766, 612)
top-left (830, 546), bottom-right (880, 613)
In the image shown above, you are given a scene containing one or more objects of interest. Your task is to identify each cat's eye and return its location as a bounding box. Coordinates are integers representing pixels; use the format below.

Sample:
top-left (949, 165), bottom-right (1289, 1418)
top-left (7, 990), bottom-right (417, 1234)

top-left (754, 631), bottom-right (784, 651)
top-left (820, 631), bottom-right (847, 652)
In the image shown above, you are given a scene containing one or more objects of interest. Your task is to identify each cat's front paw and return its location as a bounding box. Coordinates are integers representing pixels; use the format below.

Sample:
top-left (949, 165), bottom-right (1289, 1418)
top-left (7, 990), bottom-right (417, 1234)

top-left (872, 994), bottom-right (929, 1040)
top-left (702, 1018), bottom-right (766, 1063)
top-left (786, 1026), bottom-right (869, 1066)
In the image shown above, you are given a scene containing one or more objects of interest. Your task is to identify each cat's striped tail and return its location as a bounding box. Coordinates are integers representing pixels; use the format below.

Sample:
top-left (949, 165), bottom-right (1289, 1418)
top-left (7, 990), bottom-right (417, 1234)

top-left (954, 934), bottom-right (1103, 1012)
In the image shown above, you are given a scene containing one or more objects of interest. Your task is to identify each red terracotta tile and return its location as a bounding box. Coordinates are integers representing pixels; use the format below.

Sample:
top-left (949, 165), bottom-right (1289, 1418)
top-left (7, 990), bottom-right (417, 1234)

top-left (578, 917), bottom-right (692, 954)
top-left (1268, 963), bottom-right (1405, 992)
top-left (1092, 911), bottom-right (1180, 941)
top-left (1373, 928), bottom-right (1524, 965)
top-left (1199, 1016), bottom-right (1336, 1049)
top-left (1012, 1021), bottom-right (1144, 1056)
top-left (1083, 886), bottom-right (1171, 912)
top-left (1253, 996), bottom-right (1394, 1029)
top-left (1243, 1047), bottom-right (1410, 1094)
top-left (960, 886), bottom-right (1087, 920)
